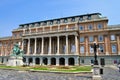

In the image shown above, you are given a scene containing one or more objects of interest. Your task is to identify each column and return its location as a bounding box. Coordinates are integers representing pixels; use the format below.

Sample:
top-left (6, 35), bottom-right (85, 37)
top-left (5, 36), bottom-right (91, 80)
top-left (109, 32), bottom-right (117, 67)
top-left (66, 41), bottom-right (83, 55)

top-left (65, 57), bottom-right (68, 66)
top-left (48, 37), bottom-right (51, 55)
top-left (34, 38), bottom-right (37, 55)
top-left (26, 57), bottom-right (29, 65)
top-left (75, 57), bottom-right (79, 66)
top-left (66, 35), bottom-right (68, 54)
top-left (56, 58), bottom-right (59, 66)
top-left (117, 35), bottom-right (120, 55)
top-left (85, 36), bottom-right (89, 56)
top-left (105, 35), bottom-right (109, 55)
top-left (22, 39), bottom-right (24, 50)
top-left (57, 36), bottom-right (60, 54)
top-left (48, 57), bottom-right (51, 65)
top-left (75, 35), bottom-right (78, 55)
top-left (40, 58), bottom-right (43, 65)
top-left (32, 57), bottom-right (35, 66)
top-left (27, 38), bottom-right (30, 55)
top-left (41, 37), bottom-right (44, 55)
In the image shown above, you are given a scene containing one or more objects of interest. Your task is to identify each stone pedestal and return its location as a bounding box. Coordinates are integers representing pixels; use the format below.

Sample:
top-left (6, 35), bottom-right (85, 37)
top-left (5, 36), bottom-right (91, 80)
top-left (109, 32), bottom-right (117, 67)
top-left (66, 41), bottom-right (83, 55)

top-left (7, 56), bottom-right (23, 66)
top-left (93, 65), bottom-right (102, 80)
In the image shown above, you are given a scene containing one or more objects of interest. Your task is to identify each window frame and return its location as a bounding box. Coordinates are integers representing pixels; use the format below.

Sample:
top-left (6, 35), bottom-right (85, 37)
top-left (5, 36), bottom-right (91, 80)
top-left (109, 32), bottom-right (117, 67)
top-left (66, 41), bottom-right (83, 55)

top-left (80, 37), bottom-right (84, 43)
top-left (98, 35), bottom-right (104, 42)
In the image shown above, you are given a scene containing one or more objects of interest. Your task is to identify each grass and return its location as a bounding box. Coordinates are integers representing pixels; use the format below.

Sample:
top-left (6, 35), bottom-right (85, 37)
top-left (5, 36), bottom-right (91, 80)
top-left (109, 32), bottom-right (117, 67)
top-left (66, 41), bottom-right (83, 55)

top-left (0, 65), bottom-right (92, 73)
top-left (30, 65), bottom-right (92, 72)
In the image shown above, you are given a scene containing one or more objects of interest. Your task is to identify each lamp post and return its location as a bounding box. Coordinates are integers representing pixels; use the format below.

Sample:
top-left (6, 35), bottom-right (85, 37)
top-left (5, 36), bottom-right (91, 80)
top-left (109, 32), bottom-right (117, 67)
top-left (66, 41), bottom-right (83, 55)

top-left (91, 42), bottom-right (99, 65)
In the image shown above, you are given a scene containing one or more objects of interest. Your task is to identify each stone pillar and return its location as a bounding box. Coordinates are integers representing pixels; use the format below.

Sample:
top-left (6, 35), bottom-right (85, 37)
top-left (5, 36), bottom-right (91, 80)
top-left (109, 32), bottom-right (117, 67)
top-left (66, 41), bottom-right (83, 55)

top-left (57, 36), bottom-right (60, 54)
top-left (75, 57), bottom-right (79, 66)
top-left (41, 37), bottom-right (44, 55)
top-left (117, 35), bottom-right (120, 55)
top-left (48, 57), bottom-right (51, 65)
top-left (34, 38), bottom-right (37, 55)
top-left (65, 57), bottom-right (68, 66)
top-left (105, 35), bottom-right (109, 55)
top-left (48, 37), bottom-right (51, 55)
top-left (27, 39), bottom-right (30, 55)
top-left (56, 58), bottom-right (59, 66)
top-left (22, 39), bottom-right (24, 50)
top-left (32, 57), bottom-right (35, 66)
top-left (26, 57), bottom-right (29, 65)
top-left (75, 35), bottom-right (78, 55)
top-left (40, 58), bottom-right (43, 65)
top-left (85, 36), bottom-right (89, 56)
top-left (66, 35), bottom-right (68, 54)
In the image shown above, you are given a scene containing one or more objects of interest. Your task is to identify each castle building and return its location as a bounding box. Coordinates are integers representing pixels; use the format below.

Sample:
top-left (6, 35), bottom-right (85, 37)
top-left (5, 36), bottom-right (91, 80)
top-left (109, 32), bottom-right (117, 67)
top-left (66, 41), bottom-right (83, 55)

top-left (0, 13), bottom-right (120, 66)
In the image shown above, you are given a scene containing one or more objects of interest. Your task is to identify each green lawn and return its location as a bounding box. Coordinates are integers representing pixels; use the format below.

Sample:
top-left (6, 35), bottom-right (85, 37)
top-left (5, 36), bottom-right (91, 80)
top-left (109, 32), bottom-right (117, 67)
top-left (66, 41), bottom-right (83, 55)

top-left (0, 65), bottom-right (92, 73)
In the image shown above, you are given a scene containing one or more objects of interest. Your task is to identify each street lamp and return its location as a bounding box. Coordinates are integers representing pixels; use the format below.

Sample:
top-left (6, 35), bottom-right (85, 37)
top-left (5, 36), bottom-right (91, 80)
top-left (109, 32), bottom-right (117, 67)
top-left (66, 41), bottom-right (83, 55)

top-left (91, 42), bottom-right (99, 65)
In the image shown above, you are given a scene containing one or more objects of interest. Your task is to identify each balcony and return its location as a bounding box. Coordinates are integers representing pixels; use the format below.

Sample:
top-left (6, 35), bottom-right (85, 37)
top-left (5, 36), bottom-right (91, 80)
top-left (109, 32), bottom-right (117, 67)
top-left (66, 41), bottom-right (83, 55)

top-left (23, 27), bottom-right (78, 36)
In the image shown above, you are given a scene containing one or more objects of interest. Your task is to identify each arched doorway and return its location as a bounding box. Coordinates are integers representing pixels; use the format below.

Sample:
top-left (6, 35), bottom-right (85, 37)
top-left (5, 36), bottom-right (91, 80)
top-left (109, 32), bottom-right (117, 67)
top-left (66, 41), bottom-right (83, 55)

top-left (28, 58), bottom-right (33, 64)
top-left (51, 58), bottom-right (56, 65)
top-left (68, 58), bottom-right (75, 65)
top-left (59, 58), bottom-right (65, 65)
top-left (35, 58), bottom-right (40, 65)
top-left (43, 57), bottom-right (48, 65)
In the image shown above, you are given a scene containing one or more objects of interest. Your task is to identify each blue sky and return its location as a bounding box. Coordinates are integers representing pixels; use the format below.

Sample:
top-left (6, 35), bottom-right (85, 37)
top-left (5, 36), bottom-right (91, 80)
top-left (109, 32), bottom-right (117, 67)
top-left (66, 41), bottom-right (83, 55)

top-left (0, 0), bottom-right (120, 37)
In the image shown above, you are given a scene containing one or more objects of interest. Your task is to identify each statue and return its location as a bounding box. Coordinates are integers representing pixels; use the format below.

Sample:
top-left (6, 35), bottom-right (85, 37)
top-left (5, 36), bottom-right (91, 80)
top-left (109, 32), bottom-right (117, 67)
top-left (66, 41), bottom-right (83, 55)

top-left (10, 43), bottom-right (24, 57)
top-left (7, 43), bottom-right (24, 66)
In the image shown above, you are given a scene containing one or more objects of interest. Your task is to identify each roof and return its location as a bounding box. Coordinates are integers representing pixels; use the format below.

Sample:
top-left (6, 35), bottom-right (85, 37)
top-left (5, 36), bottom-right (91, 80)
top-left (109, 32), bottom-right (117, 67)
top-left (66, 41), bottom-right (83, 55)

top-left (19, 13), bottom-right (101, 26)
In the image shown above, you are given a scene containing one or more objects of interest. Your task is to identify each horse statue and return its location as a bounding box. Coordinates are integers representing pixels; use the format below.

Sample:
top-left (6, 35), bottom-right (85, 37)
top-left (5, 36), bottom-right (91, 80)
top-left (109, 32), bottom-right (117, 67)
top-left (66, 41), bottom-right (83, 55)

top-left (10, 43), bottom-right (24, 57)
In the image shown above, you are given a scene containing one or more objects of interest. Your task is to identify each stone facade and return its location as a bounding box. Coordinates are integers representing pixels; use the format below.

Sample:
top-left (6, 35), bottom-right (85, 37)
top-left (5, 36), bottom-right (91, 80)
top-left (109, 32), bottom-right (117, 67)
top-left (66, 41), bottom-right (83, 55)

top-left (0, 13), bottom-right (120, 66)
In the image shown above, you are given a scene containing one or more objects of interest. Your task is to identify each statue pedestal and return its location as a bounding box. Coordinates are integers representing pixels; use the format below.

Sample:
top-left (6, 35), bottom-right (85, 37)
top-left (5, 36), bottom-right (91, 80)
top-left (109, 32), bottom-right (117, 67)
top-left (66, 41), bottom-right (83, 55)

top-left (92, 65), bottom-right (102, 80)
top-left (7, 56), bottom-right (23, 66)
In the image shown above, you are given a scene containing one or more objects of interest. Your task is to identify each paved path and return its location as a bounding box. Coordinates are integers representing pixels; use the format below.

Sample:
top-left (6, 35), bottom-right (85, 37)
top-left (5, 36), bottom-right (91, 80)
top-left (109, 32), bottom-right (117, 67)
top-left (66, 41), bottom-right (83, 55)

top-left (0, 66), bottom-right (119, 80)
top-left (0, 69), bottom-right (92, 80)
top-left (102, 66), bottom-right (120, 80)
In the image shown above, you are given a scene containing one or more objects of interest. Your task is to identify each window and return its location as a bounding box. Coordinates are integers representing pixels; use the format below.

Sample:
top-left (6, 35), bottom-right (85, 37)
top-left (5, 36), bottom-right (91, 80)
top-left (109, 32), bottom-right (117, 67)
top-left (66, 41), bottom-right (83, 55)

top-left (99, 44), bottom-right (104, 52)
top-left (63, 45), bottom-right (66, 53)
top-left (64, 19), bottom-right (68, 23)
top-left (91, 60), bottom-right (94, 64)
top-left (98, 35), bottom-right (103, 42)
top-left (80, 46), bottom-right (84, 53)
top-left (90, 46), bottom-right (94, 53)
top-left (89, 36), bottom-right (94, 42)
top-left (111, 35), bottom-right (116, 41)
top-left (112, 44), bottom-right (117, 53)
top-left (79, 17), bottom-right (83, 21)
top-left (71, 45), bottom-right (76, 53)
top-left (88, 15), bottom-right (91, 20)
top-left (71, 18), bottom-right (75, 22)
top-left (50, 21), bottom-right (53, 25)
top-left (57, 20), bottom-right (60, 24)
top-left (79, 26), bottom-right (83, 31)
top-left (88, 25), bottom-right (93, 30)
top-left (80, 37), bottom-right (84, 42)
top-left (97, 24), bottom-right (102, 29)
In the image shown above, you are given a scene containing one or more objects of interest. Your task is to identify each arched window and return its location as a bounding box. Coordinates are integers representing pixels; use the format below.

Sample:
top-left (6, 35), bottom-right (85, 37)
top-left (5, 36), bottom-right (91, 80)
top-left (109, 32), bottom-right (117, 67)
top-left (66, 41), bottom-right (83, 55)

top-left (71, 44), bottom-right (76, 53)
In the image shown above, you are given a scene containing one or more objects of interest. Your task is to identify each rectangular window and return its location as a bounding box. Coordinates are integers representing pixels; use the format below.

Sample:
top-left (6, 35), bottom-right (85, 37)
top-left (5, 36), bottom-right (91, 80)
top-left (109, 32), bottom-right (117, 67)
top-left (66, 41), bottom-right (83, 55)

top-left (80, 37), bottom-right (84, 42)
top-left (71, 45), bottom-right (76, 53)
top-left (90, 46), bottom-right (94, 53)
top-left (112, 44), bottom-right (117, 53)
top-left (98, 35), bottom-right (103, 42)
top-left (89, 36), bottom-right (94, 42)
top-left (80, 46), bottom-right (84, 53)
top-left (79, 26), bottom-right (83, 31)
top-left (111, 35), bottom-right (116, 41)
